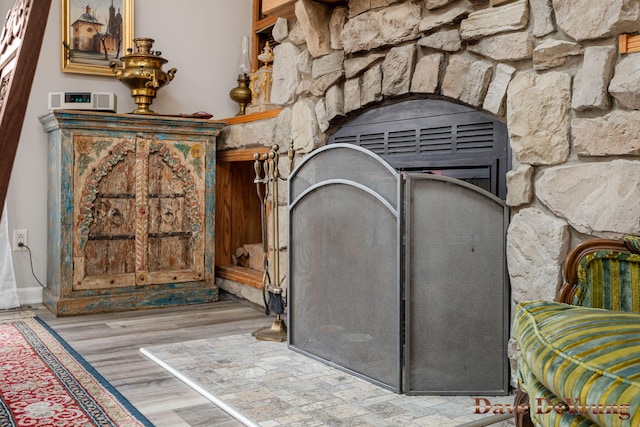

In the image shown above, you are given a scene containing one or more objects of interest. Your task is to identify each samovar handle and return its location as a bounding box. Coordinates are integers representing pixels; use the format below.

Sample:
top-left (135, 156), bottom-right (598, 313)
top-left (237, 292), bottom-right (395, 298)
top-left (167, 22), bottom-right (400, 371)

top-left (167, 68), bottom-right (177, 83)
top-left (109, 61), bottom-right (122, 79)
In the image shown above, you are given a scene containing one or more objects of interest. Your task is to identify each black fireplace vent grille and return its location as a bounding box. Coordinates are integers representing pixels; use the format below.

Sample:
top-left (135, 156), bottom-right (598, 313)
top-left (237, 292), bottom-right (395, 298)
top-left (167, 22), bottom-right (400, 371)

top-left (332, 122), bottom-right (496, 157)
top-left (328, 99), bottom-right (509, 199)
top-left (354, 132), bottom-right (385, 154)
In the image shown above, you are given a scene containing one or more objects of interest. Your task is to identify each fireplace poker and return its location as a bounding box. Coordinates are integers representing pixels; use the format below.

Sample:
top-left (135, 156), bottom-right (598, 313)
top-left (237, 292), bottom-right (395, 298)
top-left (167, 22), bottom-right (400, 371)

top-left (252, 144), bottom-right (289, 342)
top-left (253, 152), bottom-right (271, 315)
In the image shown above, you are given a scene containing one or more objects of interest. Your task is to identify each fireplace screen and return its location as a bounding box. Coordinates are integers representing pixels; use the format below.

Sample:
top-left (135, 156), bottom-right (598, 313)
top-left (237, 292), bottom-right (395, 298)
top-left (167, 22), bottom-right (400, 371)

top-left (404, 174), bottom-right (509, 394)
top-left (288, 143), bottom-right (509, 395)
top-left (288, 144), bottom-right (403, 391)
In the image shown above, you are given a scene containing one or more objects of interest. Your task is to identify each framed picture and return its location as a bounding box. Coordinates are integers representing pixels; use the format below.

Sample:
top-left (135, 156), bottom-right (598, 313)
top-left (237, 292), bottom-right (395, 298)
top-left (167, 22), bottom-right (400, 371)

top-left (61, 0), bottom-right (134, 76)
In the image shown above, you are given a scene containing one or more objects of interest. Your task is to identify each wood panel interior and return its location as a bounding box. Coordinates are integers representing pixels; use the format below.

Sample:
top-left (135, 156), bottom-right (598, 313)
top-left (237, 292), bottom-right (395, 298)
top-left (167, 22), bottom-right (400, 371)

top-left (215, 148), bottom-right (268, 287)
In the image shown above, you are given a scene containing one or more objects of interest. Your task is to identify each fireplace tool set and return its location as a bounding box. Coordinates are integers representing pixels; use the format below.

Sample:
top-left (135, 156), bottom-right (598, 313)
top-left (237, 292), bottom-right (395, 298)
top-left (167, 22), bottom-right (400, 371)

top-left (252, 143), bottom-right (294, 342)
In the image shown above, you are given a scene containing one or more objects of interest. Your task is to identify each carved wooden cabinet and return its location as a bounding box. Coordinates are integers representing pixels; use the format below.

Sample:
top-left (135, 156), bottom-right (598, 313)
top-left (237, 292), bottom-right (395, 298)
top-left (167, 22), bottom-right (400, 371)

top-left (39, 110), bottom-right (225, 316)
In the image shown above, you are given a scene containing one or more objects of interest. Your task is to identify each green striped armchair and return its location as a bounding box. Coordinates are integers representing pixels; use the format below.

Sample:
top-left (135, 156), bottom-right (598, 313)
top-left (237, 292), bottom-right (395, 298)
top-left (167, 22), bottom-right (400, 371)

top-left (513, 236), bottom-right (640, 427)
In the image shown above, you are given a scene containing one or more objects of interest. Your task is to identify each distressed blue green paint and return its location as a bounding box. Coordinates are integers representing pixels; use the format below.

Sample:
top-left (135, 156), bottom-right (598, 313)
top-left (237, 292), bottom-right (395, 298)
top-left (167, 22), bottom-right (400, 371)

top-left (173, 142), bottom-right (191, 159)
top-left (39, 110), bottom-right (225, 316)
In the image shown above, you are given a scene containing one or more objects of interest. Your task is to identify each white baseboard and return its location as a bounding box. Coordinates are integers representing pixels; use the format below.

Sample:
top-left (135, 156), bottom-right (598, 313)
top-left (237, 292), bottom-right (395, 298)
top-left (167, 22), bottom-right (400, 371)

top-left (18, 286), bottom-right (43, 305)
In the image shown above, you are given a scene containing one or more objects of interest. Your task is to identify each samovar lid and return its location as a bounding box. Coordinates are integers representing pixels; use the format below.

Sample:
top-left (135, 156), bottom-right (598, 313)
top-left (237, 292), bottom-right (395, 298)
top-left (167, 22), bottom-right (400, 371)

top-left (121, 37), bottom-right (167, 62)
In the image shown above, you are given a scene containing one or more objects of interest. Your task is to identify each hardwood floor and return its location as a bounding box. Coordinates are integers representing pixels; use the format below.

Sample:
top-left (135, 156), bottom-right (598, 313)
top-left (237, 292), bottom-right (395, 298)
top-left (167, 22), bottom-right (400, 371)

top-left (33, 293), bottom-right (274, 426)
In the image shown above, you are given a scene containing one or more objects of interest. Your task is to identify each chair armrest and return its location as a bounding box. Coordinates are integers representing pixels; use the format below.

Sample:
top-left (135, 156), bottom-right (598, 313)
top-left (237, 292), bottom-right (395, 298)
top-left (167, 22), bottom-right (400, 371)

top-left (557, 237), bottom-right (640, 311)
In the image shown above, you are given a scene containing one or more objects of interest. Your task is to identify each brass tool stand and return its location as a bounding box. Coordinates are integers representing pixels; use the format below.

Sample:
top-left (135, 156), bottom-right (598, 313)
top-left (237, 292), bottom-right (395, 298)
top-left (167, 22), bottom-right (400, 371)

top-left (252, 143), bottom-right (293, 342)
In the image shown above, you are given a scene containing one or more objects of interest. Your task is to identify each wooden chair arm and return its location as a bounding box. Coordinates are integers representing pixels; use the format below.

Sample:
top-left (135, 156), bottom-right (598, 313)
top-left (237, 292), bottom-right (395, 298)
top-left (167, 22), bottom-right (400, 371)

top-left (557, 238), bottom-right (633, 304)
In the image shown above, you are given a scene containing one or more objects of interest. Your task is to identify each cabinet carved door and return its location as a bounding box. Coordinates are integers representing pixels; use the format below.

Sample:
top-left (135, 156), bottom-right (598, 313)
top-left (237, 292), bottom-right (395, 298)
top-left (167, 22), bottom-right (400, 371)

top-left (73, 135), bottom-right (207, 290)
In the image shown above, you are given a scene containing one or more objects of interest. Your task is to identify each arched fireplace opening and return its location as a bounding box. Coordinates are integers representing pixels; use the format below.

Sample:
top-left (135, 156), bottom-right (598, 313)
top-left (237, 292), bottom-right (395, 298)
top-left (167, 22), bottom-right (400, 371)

top-left (328, 98), bottom-right (510, 200)
top-left (288, 99), bottom-right (511, 395)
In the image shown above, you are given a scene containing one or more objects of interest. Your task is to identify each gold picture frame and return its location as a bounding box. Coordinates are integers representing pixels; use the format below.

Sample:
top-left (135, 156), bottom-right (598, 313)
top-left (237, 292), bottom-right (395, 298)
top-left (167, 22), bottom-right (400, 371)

top-left (61, 0), bottom-right (134, 76)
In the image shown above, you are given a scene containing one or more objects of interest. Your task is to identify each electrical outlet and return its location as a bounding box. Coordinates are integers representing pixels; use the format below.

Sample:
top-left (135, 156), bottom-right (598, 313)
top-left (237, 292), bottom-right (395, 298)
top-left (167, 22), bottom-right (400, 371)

top-left (13, 229), bottom-right (27, 251)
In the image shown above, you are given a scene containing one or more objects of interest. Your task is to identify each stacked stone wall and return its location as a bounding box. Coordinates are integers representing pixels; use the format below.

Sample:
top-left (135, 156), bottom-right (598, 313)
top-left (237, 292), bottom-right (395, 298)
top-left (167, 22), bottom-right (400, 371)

top-left (218, 0), bottom-right (640, 381)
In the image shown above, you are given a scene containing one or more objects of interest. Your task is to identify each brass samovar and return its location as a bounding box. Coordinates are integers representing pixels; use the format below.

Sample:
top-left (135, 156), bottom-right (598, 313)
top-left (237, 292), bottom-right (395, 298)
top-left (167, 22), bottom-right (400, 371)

top-left (110, 38), bottom-right (177, 115)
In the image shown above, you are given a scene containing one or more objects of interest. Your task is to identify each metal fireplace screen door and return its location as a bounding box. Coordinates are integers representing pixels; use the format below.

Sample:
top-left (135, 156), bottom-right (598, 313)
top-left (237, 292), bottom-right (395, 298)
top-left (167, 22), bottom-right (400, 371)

top-left (288, 143), bottom-right (509, 394)
top-left (404, 174), bottom-right (509, 395)
top-left (288, 143), bottom-right (403, 392)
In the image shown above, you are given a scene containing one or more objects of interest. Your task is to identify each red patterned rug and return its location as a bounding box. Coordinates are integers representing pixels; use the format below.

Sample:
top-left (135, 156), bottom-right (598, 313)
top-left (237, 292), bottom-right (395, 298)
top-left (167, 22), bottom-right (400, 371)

top-left (0, 312), bottom-right (153, 427)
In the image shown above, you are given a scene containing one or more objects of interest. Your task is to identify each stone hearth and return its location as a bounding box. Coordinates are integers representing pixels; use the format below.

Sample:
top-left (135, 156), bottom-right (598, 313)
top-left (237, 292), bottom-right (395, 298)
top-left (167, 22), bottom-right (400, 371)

top-left (217, 0), bottom-right (640, 387)
top-left (142, 333), bottom-right (514, 426)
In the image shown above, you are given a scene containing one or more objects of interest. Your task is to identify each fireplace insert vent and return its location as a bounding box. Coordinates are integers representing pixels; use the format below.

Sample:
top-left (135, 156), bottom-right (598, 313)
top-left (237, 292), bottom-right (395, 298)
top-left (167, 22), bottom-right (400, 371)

top-left (358, 132), bottom-right (386, 154)
top-left (388, 129), bottom-right (416, 154)
top-left (419, 126), bottom-right (453, 153)
top-left (328, 99), bottom-right (509, 199)
top-left (333, 135), bottom-right (356, 144)
top-left (457, 121), bottom-right (495, 150)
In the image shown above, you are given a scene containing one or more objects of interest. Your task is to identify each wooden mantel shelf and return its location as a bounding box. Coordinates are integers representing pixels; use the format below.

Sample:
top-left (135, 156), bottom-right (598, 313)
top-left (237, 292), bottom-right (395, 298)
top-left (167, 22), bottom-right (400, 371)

top-left (223, 108), bottom-right (281, 125)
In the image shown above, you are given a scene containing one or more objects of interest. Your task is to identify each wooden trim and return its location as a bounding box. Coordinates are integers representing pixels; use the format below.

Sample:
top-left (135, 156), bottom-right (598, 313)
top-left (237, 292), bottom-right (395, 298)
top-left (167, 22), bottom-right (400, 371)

top-left (261, 0), bottom-right (296, 19)
top-left (620, 34), bottom-right (629, 53)
top-left (254, 15), bottom-right (278, 33)
top-left (514, 388), bottom-right (535, 427)
top-left (223, 109), bottom-right (282, 125)
top-left (0, 0), bottom-right (52, 216)
top-left (252, 0), bottom-right (278, 32)
top-left (557, 238), bottom-right (632, 304)
top-left (619, 34), bottom-right (640, 54)
top-left (252, 0), bottom-right (277, 66)
top-left (217, 147), bottom-right (270, 162)
top-left (216, 265), bottom-right (264, 289)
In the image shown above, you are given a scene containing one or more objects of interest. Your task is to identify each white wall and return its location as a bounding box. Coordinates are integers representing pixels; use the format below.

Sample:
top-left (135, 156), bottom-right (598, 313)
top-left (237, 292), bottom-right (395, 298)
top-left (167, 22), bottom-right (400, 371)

top-left (5, 0), bottom-right (252, 304)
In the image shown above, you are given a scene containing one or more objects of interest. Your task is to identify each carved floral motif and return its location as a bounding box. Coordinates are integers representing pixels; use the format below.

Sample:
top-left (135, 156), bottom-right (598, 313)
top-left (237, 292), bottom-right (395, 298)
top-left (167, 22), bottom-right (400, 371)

top-left (173, 142), bottom-right (204, 176)
top-left (77, 138), bottom-right (203, 250)
top-left (150, 141), bottom-right (202, 239)
top-left (0, 0), bottom-right (29, 55)
top-left (77, 139), bottom-right (135, 249)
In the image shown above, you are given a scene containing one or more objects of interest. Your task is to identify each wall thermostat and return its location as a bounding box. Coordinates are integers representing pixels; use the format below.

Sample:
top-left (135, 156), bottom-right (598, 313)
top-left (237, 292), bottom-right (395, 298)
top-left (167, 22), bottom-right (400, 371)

top-left (48, 92), bottom-right (117, 112)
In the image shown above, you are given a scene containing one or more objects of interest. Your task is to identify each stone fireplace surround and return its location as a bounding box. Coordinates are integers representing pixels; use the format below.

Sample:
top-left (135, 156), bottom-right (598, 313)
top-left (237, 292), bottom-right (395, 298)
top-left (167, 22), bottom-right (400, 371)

top-left (217, 0), bottom-right (640, 387)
